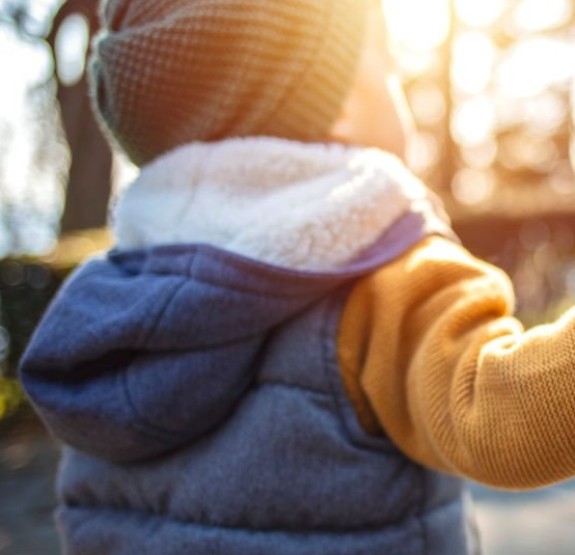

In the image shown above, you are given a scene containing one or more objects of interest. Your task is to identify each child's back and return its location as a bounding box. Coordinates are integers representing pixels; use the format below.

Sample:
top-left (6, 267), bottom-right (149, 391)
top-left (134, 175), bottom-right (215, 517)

top-left (22, 137), bottom-right (472, 553)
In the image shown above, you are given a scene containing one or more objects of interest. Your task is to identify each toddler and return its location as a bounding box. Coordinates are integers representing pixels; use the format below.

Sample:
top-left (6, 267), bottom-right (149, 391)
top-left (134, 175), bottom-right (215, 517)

top-left (20, 0), bottom-right (575, 554)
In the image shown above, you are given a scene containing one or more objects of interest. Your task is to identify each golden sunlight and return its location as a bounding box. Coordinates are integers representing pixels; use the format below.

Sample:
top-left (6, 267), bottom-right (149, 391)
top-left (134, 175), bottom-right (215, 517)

top-left (452, 31), bottom-right (495, 95)
top-left (384, 0), bottom-right (450, 76)
top-left (497, 37), bottom-right (574, 99)
top-left (571, 80), bottom-right (575, 172)
top-left (388, 0), bottom-right (572, 45)
top-left (385, 0), bottom-right (575, 208)
top-left (513, 0), bottom-right (573, 33)
top-left (451, 96), bottom-right (496, 147)
top-left (455, 0), bottom-right (510, 28)
top-left (384, 0), bottom-right (450, 51)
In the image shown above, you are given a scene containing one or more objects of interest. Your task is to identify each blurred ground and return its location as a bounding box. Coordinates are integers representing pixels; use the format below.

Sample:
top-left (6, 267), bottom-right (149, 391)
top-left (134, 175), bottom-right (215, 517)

top-left (0, 418), bottom-right (60, 555)
top-left (2, 419), bottom-right (575, 555)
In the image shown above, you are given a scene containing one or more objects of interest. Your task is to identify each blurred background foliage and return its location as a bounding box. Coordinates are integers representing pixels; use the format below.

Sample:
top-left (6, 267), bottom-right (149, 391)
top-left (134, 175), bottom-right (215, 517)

top-left (388, 0), bottom-right (575, 324)
top-left (0, 0), bottom-right (573, 419)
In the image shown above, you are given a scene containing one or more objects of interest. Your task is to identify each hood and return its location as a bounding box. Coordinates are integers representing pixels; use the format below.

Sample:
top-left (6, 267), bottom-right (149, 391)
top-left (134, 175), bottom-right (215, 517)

top-left (113, 136), bottom-right (445, 271)
top-left (20, 138), bottom-right (452, 463)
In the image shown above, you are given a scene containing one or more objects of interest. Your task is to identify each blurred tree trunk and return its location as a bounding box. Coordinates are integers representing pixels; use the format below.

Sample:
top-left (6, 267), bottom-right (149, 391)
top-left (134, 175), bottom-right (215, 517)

top-left (46, 0), bottom-right (112, 234)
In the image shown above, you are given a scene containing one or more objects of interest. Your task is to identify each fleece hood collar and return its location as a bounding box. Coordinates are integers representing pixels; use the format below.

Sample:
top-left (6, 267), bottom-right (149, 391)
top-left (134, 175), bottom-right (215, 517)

top-left (114, 137), bottom-right (447, 272)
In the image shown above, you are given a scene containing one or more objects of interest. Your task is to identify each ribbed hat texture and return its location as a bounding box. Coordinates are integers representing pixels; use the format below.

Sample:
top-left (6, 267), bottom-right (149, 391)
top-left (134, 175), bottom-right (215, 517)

top-left (90, 0), bottom-right (370, 166)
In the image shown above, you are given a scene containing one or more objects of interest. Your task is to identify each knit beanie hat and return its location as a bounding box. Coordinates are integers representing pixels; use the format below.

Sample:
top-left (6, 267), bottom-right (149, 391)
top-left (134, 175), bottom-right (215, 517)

top-left (90, 0), bottom-right (370, 166)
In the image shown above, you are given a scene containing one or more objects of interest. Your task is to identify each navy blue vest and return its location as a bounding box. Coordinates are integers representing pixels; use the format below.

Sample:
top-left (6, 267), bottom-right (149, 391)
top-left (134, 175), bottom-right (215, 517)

top-left (21, 211), bottom-right (477, 554)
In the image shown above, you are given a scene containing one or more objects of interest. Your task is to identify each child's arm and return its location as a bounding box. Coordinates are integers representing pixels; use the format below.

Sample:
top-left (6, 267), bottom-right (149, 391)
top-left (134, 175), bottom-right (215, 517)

top-left (338, 235), bottom-right (575, 490)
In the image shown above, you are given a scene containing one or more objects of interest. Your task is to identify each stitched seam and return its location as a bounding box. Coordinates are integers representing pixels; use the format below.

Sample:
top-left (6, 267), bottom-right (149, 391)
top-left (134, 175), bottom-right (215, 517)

top-left (64, 503), bottom-right (426, 536)
top-left (256, 380), bottom-right (330, 397)
top-left (321, 288), bottom-right (375, 443)
top-left (121, 274), bottom-right (192, 439)
top-left (320, 291), bottom-right (351, 433)
top-left (319, 289), bottom-right (400, 454)
top-left (120, 259), bottom-right (341, 300)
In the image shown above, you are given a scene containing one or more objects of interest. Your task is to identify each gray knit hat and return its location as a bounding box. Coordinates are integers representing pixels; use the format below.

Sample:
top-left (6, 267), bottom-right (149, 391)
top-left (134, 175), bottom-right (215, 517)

top-left (90, 0), bottom-right (370, 166)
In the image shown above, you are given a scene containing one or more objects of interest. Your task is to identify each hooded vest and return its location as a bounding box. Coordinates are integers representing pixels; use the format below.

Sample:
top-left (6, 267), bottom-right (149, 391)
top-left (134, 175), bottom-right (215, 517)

top-left (20, 139), bottom-right (478, 554)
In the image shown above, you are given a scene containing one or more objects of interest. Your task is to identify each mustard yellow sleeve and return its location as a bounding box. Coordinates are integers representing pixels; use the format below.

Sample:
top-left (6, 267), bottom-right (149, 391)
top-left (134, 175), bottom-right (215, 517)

top-left (338, 235), bottom-right (575, 490)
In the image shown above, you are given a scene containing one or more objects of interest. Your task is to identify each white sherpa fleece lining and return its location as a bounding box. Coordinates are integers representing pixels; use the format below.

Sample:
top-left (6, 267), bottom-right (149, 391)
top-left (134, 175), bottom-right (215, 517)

top-left (113, 137), bottom-right (429, 272)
